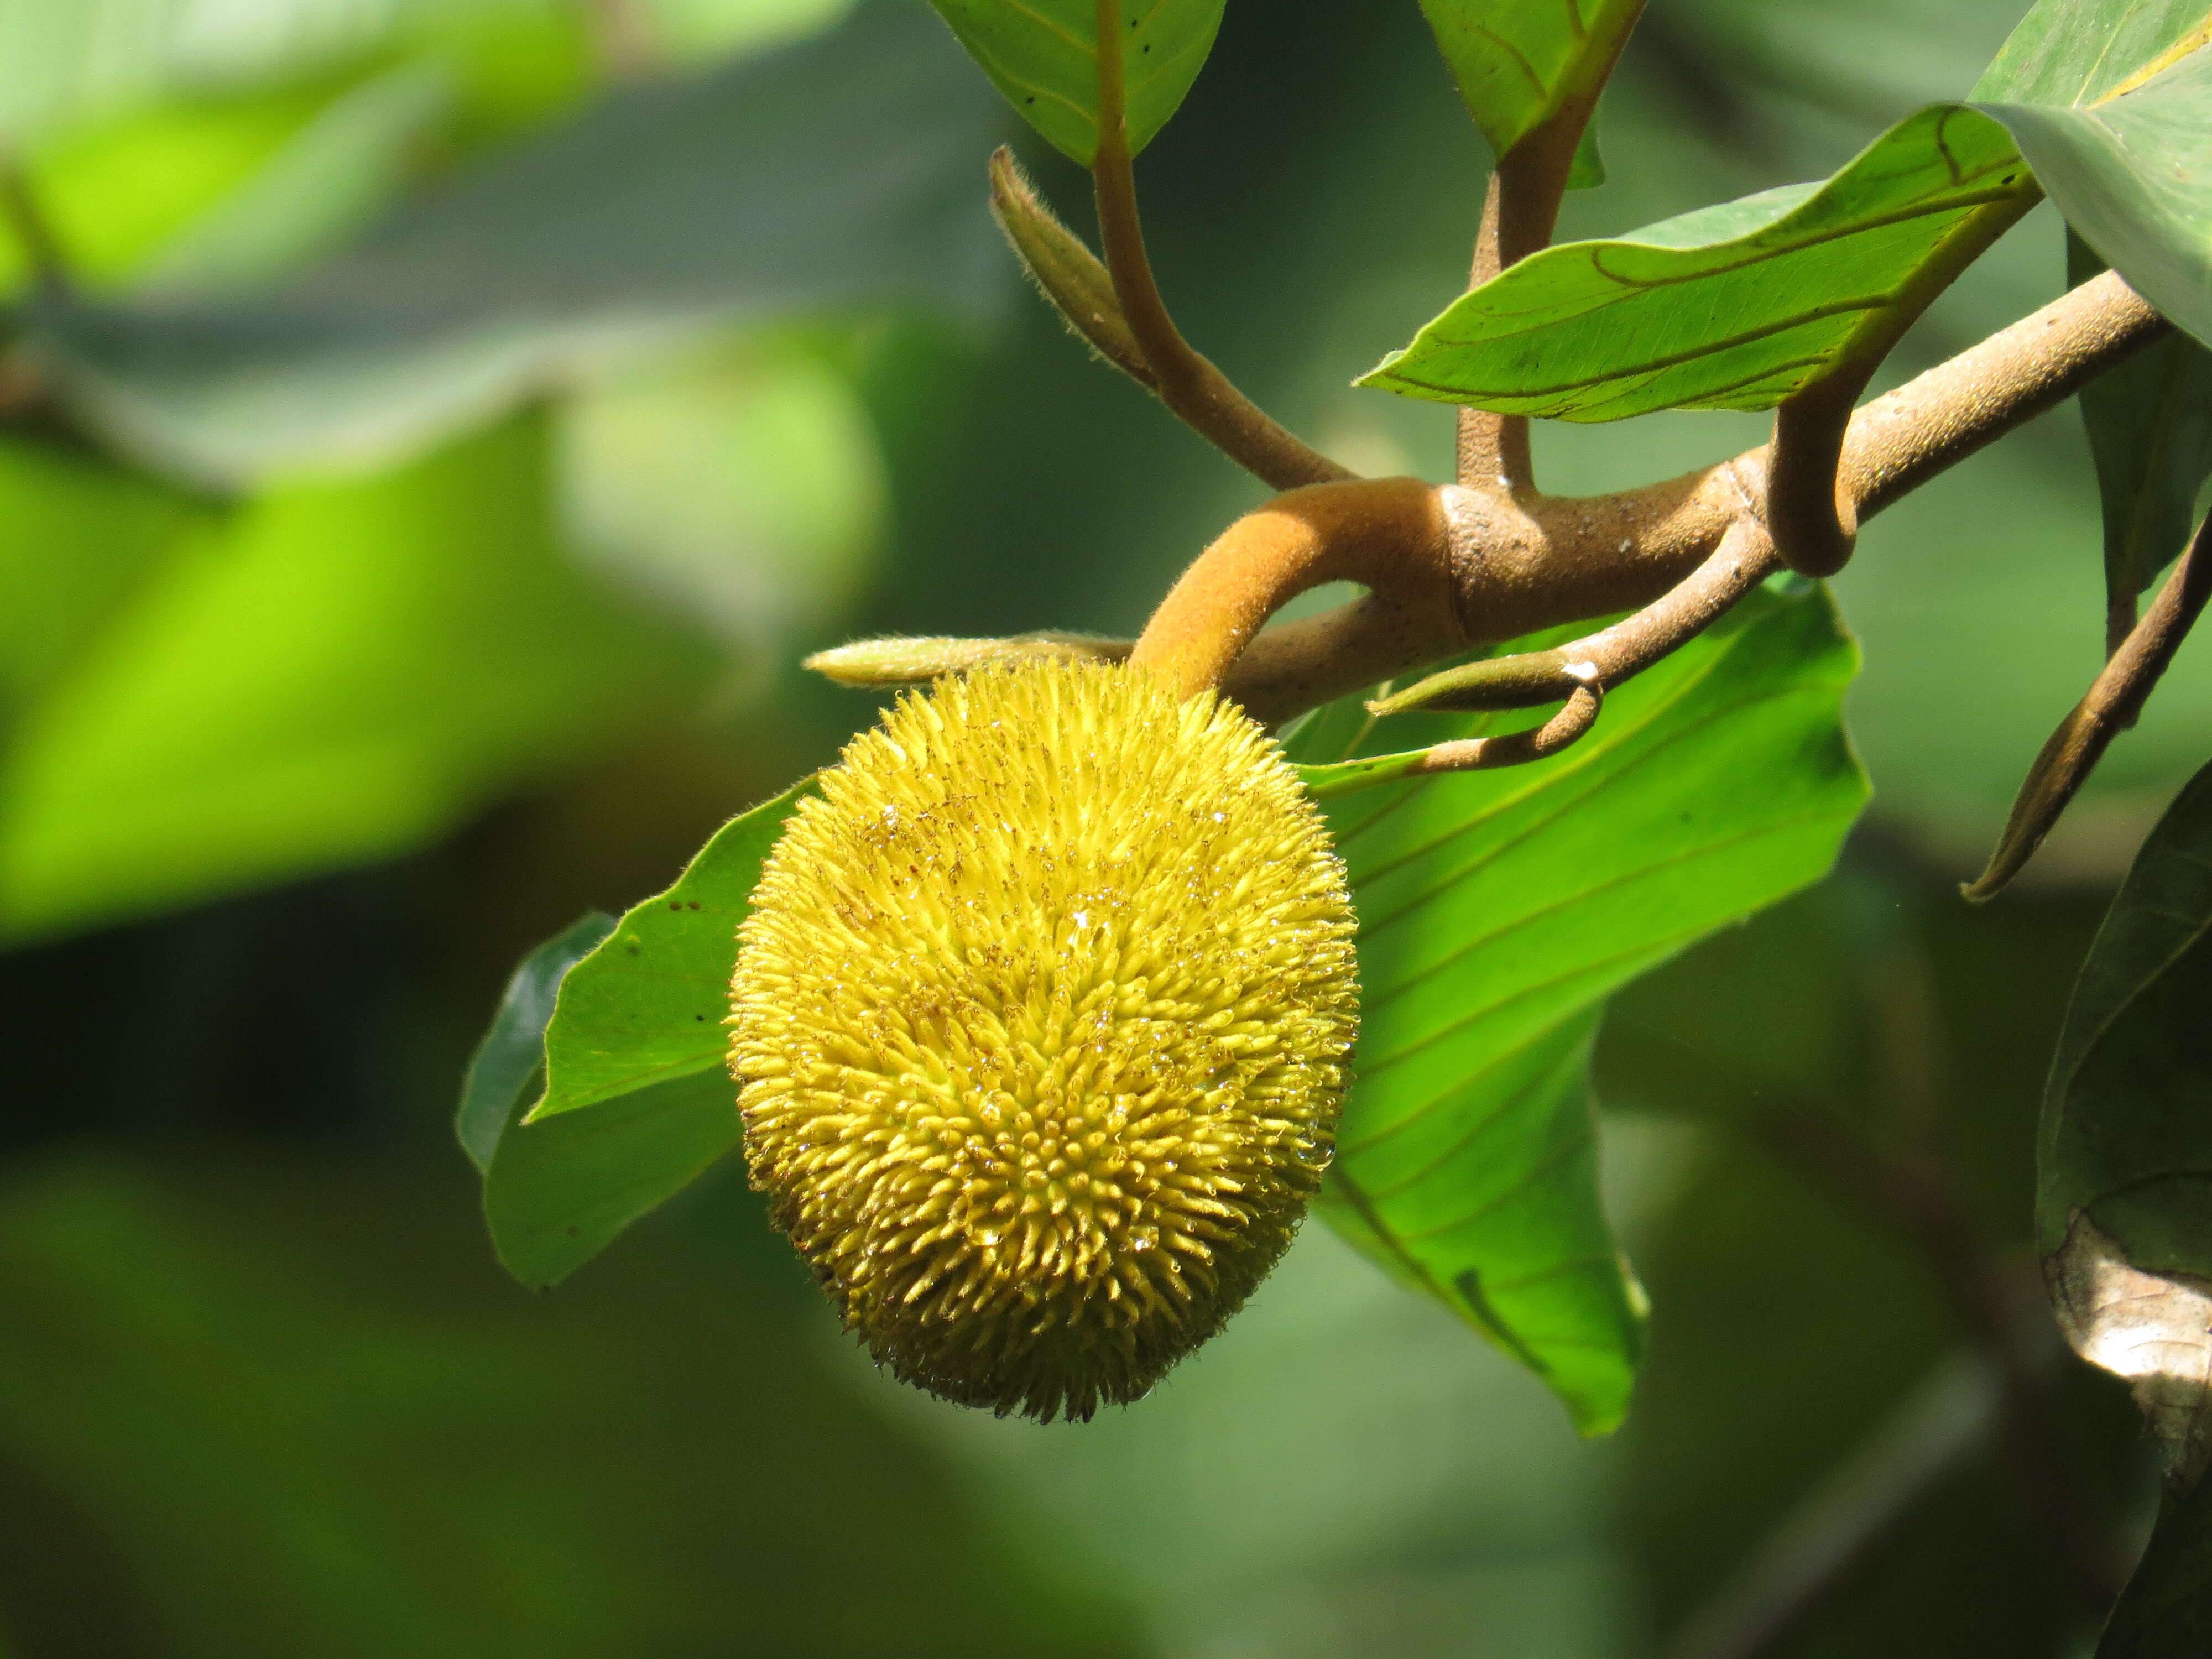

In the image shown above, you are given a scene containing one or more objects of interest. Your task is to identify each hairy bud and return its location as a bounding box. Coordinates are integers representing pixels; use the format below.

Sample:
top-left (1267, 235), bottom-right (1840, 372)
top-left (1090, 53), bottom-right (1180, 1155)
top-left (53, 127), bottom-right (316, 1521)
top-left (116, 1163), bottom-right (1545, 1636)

top-left (729, 659), bottom-right (1358, 1420)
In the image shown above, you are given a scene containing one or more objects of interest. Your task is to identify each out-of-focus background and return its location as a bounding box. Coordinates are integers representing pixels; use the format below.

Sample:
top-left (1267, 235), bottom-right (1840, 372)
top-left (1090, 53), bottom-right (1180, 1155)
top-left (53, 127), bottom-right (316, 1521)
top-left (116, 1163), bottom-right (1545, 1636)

top-left (0, 1), bottom-right (2198, 1655)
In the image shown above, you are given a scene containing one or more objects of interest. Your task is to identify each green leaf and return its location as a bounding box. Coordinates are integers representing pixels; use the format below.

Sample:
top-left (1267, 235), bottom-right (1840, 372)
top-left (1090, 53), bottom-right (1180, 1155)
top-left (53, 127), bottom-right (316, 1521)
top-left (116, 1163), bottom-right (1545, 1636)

top-left (2039, 759), bottom-right (2212, 1485)
top-left (1415, 0), bottom-right (1642, 165)
top-left (1359, 103), bottom-right (2036, 420)
top-left (0, 414), bottom-right (713, 943)
top-left (2069, 232), bottom-right (2212, 640)
top-left (533, 776), bottom-right (817, 1121)
top-left (486, 1069), bottom-right (744, 1288)
top-left (1970, 0), bottom-right (2212, 108)
top-left (1977, 39), bottom-right (2212, 352)
top-left (26, 3), bottom-right (1003, 484)
top-left (923, 0), bottom-right (1225, 166)
top-left (466, 776), bottom-right (817, 1286)
top-left (2095, 1477), bottom-right (2212, 1658)
top-left (1970, 4), bottom-right (2212, 651)
top-left (457, 912), bottom-right (617, 1173)
top-left (1284, 583), bottom-right (1868, 1434)
top-left (2039, 758), bottom-right (2212, 1653)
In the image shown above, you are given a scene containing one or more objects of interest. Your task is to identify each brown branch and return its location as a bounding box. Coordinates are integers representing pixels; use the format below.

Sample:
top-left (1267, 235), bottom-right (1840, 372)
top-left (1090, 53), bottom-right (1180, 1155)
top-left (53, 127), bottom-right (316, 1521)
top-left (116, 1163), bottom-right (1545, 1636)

top-left (1370, 515), bottom-right (1778, 715)
top-left (1964, 513), bottom-right (2212, 900)
top-left (1765, 380), bottom-right (1860, 578)
top-left (1840, 269), bottom-right (2164, 518)
top-left (1387, 680), bottom-right (1601, 775)
top-left (1245, 268), bottom-right (2167, 721)
top-left (1455, 166), bottom-right (1547, 495)
top-left (1454, 23), bottom-right (1635, 499)
top-left (811, 273), bottom-right (2168, 729)
top-left (1124, 476), bottom-right (1458, 706)
top-left (1088, 0), bottom-right (1348, 492)
top-left (1761, 193), bottom-right (2037, 580)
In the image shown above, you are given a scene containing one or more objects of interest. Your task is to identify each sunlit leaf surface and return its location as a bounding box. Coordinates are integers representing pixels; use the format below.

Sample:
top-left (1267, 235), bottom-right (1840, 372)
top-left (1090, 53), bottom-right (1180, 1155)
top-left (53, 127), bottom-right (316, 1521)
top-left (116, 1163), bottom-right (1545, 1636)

top-left (534, 778), bottom-right (816, 1121)
top-left (1971, 0), bottom-right (2211, 108)
top-left (0, 440), bottom-right (202, 711)
top-left (1373, 3), bottom-right (2212, 425)
top-left (1415, 0), bottom-right (1642, 163)
top-left (1978, 41), bottom-right (2212, 351)
top-left (1286, 584), bottom-right (1867, 1433)
top-left (1360, 104), bottom-right (2035, 420)
top-left (1973, 2), bottom-right (2212, 639)
top-left (924, 0), bottom-right (1225, 165)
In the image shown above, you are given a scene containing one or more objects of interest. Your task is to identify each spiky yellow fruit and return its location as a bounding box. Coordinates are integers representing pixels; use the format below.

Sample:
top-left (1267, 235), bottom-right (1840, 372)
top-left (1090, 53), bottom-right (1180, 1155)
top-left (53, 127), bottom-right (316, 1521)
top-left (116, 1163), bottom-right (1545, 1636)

top-left (728, 659), bottom-right (1358, 1421)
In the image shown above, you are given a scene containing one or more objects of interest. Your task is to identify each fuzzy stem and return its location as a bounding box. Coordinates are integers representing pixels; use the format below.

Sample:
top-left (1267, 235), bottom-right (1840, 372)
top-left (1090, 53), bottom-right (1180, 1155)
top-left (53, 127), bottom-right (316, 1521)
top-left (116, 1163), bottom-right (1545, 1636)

top-left (1764, 380), bottom-right (1861, 578)
top-left (806, 632), bottom-right (1133, 687)
top-left (1453, 9), bottom-right (1637, 500)
top-left (1125, 477), bottom-right (1460, 708)
top-left (1089, 0), bottom-right (1348, 492)
top-left (1841, 270), bottom-right (2162, 514)
top-left (989, 149), bottom-right (1155, 391)
top-left (1455, 173), bottom-right (1536, 495)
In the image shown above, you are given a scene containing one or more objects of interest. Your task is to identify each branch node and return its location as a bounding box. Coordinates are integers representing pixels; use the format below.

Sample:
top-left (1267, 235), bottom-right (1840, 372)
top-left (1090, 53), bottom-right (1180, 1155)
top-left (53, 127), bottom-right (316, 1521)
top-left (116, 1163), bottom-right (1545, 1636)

top-left (1127, 477), bottom-right (1461, 706)
top-left (1373, 517), bottom-right (1779, 717)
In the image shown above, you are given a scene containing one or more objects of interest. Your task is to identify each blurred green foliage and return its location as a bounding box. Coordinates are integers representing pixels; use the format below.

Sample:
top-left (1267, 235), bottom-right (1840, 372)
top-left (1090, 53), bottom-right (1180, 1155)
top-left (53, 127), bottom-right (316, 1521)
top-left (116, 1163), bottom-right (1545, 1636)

top-left (1, 0), bottom-right (2206, 1654)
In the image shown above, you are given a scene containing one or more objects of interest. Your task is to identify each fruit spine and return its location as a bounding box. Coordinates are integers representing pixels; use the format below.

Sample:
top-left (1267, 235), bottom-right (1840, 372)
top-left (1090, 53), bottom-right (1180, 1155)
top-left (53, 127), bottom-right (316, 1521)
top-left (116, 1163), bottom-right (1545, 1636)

top-left (729, 659), bottom-right (1358, 1420)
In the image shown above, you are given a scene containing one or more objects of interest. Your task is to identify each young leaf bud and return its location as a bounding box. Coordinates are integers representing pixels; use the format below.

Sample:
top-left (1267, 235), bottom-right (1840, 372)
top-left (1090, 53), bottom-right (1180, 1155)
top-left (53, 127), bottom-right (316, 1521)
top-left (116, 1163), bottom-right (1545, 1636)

top-left (729, 659), bottom-right (1358, 1421)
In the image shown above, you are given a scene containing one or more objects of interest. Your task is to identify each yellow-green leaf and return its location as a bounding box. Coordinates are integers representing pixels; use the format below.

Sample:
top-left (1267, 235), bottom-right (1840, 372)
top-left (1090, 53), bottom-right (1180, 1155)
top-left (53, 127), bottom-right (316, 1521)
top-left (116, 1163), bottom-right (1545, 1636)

top-left (1415, 0), bottom-right (1642, 163)
top-left (925, 0), bottom-right (1224, 165)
